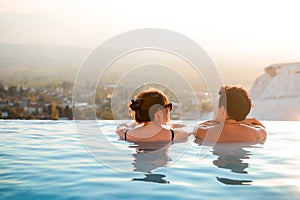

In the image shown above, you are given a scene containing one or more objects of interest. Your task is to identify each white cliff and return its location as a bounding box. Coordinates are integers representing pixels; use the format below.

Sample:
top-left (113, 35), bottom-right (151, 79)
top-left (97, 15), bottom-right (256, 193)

top-left (249, 62), bottom-right (300, 121)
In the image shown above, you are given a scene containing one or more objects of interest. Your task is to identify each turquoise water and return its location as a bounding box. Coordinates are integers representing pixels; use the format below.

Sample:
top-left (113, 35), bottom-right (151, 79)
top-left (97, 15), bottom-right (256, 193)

top-left (1, 120), bottom-right (300, 200)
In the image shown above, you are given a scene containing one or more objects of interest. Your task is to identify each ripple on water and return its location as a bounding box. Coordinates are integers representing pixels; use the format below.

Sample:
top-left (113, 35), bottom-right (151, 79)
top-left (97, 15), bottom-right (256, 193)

top-left (0, 121), bottom-right (300, 200)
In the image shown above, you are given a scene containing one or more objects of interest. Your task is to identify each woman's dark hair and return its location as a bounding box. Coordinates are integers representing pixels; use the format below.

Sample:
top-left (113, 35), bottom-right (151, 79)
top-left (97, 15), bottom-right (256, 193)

top-left (218, 86), bottom-right (252, 121)
top-left (129, 88), bottom-right (169, 123)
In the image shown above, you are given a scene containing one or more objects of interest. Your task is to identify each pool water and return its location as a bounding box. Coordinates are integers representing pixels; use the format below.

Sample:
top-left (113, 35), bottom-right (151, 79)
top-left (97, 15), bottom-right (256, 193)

top-left (1, 120), bottom-right (300, 199)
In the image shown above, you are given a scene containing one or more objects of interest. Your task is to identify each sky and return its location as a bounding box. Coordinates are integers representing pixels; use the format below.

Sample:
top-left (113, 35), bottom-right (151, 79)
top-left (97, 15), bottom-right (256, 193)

top-left (0, 0), bottom-right (300, 86)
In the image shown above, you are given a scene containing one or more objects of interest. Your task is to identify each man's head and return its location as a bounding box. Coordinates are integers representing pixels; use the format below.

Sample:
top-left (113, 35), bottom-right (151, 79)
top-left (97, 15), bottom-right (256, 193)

top-left (218, 86), bottom-right (252, 121)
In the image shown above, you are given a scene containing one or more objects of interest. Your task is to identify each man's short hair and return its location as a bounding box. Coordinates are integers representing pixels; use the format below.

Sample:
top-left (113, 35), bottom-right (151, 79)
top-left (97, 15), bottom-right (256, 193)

top-left (218, 86), bottom-right (252, 121)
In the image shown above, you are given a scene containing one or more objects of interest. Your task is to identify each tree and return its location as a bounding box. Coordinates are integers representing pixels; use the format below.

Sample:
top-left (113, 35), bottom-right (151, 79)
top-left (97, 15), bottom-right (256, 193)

top-left (57, 106), bottom-right (63, 118)
top-left (64, 105), bottom-right (73, 120)
top-left (20, 86), bottom-right (23, 95)
top-left (0, 91), bottom-right (5, 99)
top-left (0, 81), bottom-right (5, 92)
top-left (51, 100), bottom-right (59, 120)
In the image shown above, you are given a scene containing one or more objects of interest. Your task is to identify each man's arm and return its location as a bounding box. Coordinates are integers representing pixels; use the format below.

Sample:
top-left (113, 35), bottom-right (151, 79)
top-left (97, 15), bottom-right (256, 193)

top-left (240, 118), bottom-right (267, 142)
top-left (193, 123), bottom-right (210, 139)
top-left (241, 118), bottom-right (265, 128)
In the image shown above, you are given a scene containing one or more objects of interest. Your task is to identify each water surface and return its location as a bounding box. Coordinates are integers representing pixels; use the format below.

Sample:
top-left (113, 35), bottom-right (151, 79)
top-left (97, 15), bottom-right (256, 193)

top-left (1, 120), bottom-right (299, 199)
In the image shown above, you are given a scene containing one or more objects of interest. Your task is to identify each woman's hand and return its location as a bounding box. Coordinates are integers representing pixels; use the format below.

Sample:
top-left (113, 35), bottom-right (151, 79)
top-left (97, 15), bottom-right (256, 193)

top-left (116, 121), bottom-right (136, 137)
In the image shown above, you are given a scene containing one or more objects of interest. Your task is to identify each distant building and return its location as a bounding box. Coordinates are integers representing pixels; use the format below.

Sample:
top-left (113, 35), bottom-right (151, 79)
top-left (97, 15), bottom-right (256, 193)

top-left (1, 111), bottom-right (8, 118)
top-left (25, 103), bottom-right (43, 114)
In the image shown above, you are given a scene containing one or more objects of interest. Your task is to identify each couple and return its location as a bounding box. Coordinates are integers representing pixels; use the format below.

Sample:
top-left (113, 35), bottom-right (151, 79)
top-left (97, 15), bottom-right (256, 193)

top-left (116, 86), bottom-right (267, 143)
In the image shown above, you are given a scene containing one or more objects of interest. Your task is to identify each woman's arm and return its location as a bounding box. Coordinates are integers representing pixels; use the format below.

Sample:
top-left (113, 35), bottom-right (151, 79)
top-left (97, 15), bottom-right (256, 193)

top-left (116, 128), bottom-right (125, 139)
top-left (116, 121), bottom-right (136, 139)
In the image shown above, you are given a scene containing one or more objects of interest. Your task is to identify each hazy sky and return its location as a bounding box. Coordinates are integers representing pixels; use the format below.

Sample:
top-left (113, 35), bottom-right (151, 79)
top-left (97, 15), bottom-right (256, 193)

top-left (1, 0), bottom-right (300, 86)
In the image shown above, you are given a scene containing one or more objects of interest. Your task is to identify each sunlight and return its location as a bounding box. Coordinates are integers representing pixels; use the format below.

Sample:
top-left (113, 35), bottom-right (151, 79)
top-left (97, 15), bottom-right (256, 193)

top-left (1, 0), bottom-right (300, 54)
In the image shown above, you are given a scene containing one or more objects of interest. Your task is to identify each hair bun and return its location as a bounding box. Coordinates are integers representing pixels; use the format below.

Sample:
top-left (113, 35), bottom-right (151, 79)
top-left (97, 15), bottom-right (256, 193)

top-left (129, 99), bottom-right (140, 111)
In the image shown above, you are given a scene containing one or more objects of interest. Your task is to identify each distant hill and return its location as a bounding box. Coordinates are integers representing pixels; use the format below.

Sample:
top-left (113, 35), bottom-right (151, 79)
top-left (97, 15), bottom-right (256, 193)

top-left (0, 43), bottom-right (216, 92)
top-left (249, 62), bottom-right (300, 120)
top-left (0, 43), bottom-right (90, 84)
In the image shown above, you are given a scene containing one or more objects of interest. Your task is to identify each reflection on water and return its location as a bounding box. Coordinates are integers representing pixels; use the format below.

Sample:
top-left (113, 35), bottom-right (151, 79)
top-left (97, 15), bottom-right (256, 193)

top-left (216, 177), bottom-right (252, 185)
top-left (213, 143), bottom-right (253, 185)
top-left (212, 144), bottom-right (251, 174)
top-left (132, 174), bottom-right (169, 184)
top-left (194, 138), bottom-right (263, 185)
top-left (129, 142), bottom-right (171, 184)
top-left (129, 139), bottom-right (262, 185)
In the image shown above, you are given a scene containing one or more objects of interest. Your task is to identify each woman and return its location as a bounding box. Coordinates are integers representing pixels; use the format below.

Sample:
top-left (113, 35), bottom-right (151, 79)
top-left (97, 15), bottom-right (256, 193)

top-left (116, 88), bottom-right (189, 142)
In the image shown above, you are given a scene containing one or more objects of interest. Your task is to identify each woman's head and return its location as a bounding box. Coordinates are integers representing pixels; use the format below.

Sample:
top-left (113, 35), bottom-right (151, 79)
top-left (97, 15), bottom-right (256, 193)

top-left (129, 88), bottom-right (171, 124)
top-left (218, 86), bottom-right (252, 121)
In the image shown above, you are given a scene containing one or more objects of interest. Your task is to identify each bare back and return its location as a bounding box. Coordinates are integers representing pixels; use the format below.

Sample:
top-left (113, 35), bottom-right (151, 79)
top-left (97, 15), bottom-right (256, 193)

top-left (194, 119), bottom-right (267, 143)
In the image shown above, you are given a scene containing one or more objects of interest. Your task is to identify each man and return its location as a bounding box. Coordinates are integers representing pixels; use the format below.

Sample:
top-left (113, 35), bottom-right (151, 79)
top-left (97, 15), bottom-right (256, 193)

top-left (194, 86), bottom-right (267, 143)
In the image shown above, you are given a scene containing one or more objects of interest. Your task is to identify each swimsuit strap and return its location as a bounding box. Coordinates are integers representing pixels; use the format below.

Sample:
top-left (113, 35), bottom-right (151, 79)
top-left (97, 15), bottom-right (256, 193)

top-left (170, 129), bottom-right (174, 141)
top-left (124, 130), bottom-right (128, 141)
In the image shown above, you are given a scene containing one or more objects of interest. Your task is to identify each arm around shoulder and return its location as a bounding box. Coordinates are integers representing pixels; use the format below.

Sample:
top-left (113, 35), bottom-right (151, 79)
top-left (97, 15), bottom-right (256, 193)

top-left (193, 126), bottom-right (208, 140)
top-left (193, 120), bottom-right (217, 139)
